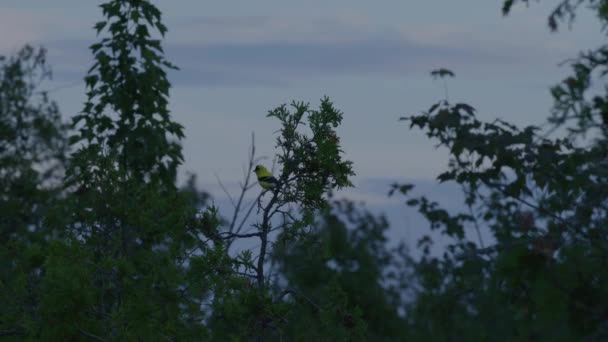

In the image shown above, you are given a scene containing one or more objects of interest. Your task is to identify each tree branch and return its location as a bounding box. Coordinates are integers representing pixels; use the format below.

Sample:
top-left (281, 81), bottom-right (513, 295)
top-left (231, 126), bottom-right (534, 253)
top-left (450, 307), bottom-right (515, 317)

top-left (214, 172), bottom-right (236, 208)
top-left (0, 329), bottom-right (24, 337)
top-left (78, 328), bottom-right (108, 342)
top-left (220, 231), bottom-right (261, 239)
top-left (279, 288), bottom-right (321, 312)
top-left (257, 187), bottom-right (281, 291)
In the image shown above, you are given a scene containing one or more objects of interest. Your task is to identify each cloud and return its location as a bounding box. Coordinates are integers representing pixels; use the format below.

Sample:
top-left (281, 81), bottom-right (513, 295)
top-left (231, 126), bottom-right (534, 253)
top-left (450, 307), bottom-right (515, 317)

top-left (41, 13), bottom-right (555, 88)
top-left (167, 35), bottom-right (509, 81)
top-left (170, 14), bottom-right (374, 45)
top-left (163, 15), bottom-right (530, 86)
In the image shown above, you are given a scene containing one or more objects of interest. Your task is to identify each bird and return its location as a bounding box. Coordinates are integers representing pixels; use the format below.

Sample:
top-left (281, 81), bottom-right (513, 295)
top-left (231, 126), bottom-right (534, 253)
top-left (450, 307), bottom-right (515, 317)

top-left (253, 165), bottom-right (279, 190)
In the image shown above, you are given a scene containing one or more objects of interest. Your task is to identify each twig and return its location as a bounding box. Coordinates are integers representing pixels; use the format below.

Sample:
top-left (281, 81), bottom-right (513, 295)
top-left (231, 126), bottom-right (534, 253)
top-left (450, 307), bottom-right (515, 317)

top-left (233, 194), bottom-right (262, 236)
top-left (268, 202), bottom-right (289, 220)
top-left (455, 244), bottom-right (499, 261)
top-left (78, 328), bottom-right (108, 342)
top-left (461, 184), bottom-right (485, 248)
top-left (483, 179), bottom-right (572, 230)
top-left (235, 271), bottom-right (259, 279)
top-left (276, 209), bottom-right (297, 223)
top-left (279, 288), bottom-right (321, 312)
top-left (0, 329), bottom-right (24, 337)
top-left (35, 80), bottom-right (82, 95)
top-left (214, 172), bottom-right (236, 208)
top-left (228, 134), bottom-right (257, 233)
top-left (257, 188), bottom-right (281, 291)
top-left (454, 235), bottom-right (547, 261)
top-left (220, 231), bottom-right (261, 239)
top-left (225, 133), bottom-right (262, 251)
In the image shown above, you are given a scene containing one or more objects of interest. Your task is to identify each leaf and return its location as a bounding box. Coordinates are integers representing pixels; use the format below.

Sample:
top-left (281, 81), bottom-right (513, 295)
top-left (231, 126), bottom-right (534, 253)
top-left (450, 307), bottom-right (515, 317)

top-left (453, 103), bottom-right (476, 116)
top-left (388, 183), bottom-right (414, 197)
top-left (436, 171), bottom-right (455, 183)
top-left (451, 141), bottom-right (464, 157)
top-left (406, 199), bottom-right (420, 206)
top-left (430, 68), bottom-right (455, 79)
top-left (93, 21), bottom-right (106, 34)
top-left (68, 134), bottom-right (81, 145)
top-left (84, 75), bottom-right (98, 89)
top-left (428, 102), bottom-right (441, 114)
top-left (156, 22), bottom-right (168, 36)
top-left (502, 0), bottom-right (515, 16)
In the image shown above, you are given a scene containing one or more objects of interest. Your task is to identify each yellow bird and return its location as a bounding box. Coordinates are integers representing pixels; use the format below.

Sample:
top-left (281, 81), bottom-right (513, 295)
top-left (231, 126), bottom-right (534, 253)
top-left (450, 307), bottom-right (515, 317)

top-left (253, 165), bottom-right (279, 190)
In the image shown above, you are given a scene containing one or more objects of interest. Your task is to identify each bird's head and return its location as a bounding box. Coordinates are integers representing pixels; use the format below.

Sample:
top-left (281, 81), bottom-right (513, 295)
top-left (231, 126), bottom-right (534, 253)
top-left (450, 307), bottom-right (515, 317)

top-left (253, 165), bottom-right (268, 175)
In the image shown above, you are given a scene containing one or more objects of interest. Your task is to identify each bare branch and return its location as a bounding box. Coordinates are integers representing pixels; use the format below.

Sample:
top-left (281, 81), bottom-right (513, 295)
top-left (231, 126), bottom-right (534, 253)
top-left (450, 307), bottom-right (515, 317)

top-left (454, 236), bottom-right (550, 262)
top-left (224, 134), bottom-right (265, 250)
top-left (0, 329), bottom-right (24, 337)
top-left (214, 172), bottom-right (236, 208)
top-left (279, 288), bottom-right (321, 312)
top-left (233, 194), bottom-right (262, 236)
top-left (460, 184), bottom-right (485, 248)
top-left (257, 187), bottom-right (281, 291)
top-left (220, 231), bottom-right (261, 239)
top-left (269, 202), bottom-right (290, 221)
top-left (235, 271), bottom-right (258, 279)
top-left (227, 134), bottom-right (257, 234)
top-left (455, 245), bottom-right (499, 261)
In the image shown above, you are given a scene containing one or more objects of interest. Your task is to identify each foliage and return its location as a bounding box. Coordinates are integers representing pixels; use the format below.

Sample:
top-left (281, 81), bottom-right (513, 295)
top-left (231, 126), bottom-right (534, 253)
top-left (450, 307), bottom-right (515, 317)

top-left (502, 0), bottom-right (608, 31)
top-left (0, 45), bottom-right (66, 241)
top-left (0, 45), bottom-right (67, 340)
top-left (202, 98), bottom-right (356, 340)
top-left (0, 2), bottom-right (360, 339)
top-left (393, 1), bottom-right (608, 340)
top-left (272, 199), bottom-right (411, 341)
top-left (267, 98), bottom-right (355, 210)
top-left (1, 1), bottom-right (208, 340)
top-left (4, 0), bottom-right (608, 340)
top-left (69, 0), bottom-right (183, 187)
top-left (57, 0), bottom-right (209, 339)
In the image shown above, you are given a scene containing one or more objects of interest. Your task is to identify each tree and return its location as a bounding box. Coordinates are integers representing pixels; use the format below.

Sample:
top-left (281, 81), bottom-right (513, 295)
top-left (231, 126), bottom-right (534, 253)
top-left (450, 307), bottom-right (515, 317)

top-left (200, 99), bottom-right (356, 340)
top-left (2, 0), bottom-right (208, 339)
top-left (272, 199), bottom-right (412, 341)
top-left (1, 2), bottom-right (360, 339)
top-left (0, 45), bottom-right (67, 340)
top-left (0, 45), bottom-right (66, 241)
top-left (396, 1), bottom-right (608, 340)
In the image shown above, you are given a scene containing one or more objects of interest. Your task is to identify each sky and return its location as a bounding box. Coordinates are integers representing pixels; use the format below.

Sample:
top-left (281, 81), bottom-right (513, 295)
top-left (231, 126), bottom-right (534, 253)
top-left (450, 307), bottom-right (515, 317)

top-left (1, 0), bottom-right (605, 252)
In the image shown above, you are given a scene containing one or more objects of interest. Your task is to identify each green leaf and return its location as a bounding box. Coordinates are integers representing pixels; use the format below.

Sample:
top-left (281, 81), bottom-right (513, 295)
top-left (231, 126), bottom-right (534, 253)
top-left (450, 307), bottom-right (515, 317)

top-left (93, 21), bottom-right (106, 34)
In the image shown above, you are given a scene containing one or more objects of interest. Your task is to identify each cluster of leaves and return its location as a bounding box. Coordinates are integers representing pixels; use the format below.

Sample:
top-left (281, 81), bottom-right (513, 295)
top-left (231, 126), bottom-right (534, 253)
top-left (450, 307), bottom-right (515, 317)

top-left (502, 0), bottom-right (608, 31)
top-left (392, 1), bottom-right (608, 339)
top-left (268, 98), bottom-right (355, 210)
top-left (69, 0), bottom-right (183, 187)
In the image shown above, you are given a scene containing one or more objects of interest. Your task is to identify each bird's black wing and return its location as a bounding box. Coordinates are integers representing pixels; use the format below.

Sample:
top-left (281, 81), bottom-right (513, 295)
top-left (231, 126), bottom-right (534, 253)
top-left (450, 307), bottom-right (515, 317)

top-left (259, 175), bottom-right (279, 185)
